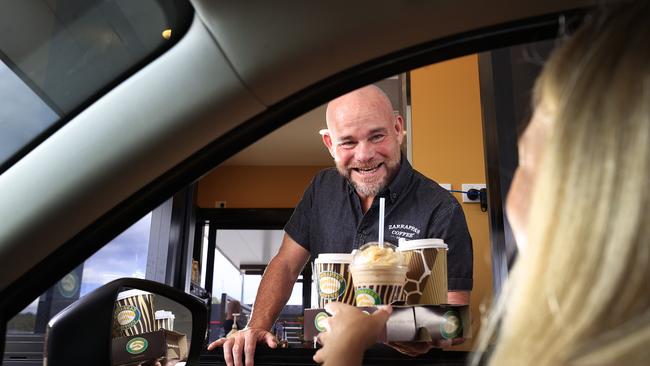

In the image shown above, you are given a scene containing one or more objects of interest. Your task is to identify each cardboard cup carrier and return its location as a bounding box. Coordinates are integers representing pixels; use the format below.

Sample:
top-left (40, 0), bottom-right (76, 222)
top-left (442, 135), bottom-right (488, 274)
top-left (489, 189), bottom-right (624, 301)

top-left (113, 289), bottom-right (156, 337)
top-left (314, 253), bottom-right (355, 307)
top-left (350, 242), bottom-right (407, 306)
top-left (399, 238), bottom-right (448, 304)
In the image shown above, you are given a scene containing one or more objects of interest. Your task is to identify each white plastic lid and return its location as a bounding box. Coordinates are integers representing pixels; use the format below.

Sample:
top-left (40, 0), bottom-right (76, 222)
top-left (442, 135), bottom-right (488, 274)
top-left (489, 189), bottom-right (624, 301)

top-left (351, 242), bottom-right (405, 267)
top-left (155, 310), bottom-right (175, 319)
top-left (116, 289), bottom-right (152, 301)
top-left (315, 253), bottom-right (353, 264)
top-left (398, 238), bottom-right (448, 250)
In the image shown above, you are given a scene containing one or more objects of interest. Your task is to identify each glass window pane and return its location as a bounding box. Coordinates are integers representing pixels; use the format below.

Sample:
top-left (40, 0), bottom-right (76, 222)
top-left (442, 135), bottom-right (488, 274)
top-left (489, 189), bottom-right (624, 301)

top-left (6, 213), bottom-right (152, 335)
top-left (211, 247), bottom-right (242, 302)
top-left (80, 213), bottom-right (152, 296)
top-left (0, 60), bottom-right (59, 165)
top-left (0, 0), bottom-right (193, 171)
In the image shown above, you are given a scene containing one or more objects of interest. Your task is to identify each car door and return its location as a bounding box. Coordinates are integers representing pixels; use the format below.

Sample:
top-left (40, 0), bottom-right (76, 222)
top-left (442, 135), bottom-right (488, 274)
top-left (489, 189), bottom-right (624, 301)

top-left (1, 0), bottom-right (604, 364)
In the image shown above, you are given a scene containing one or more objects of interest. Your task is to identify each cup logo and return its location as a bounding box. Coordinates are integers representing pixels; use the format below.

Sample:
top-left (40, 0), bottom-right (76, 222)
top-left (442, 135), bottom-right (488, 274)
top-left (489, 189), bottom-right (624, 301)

top-left (318, 271), bottom-right (346, 299)
top-left (314, 312), bottom-right (329, 332)
top-left (440, 310), bottom-right (462, 339)
top-left (355, 288), bottom-right (381, 306)
top-left (57, 272), bottom-right (79, 298)
top-left (126, 337), bottom-right (149, 354)
top-left (115, 305), bottom-right (141, 330)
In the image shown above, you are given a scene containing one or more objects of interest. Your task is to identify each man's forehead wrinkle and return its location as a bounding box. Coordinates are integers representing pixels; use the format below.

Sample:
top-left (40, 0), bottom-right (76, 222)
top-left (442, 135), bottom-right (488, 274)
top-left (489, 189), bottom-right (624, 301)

top-left (325, 85), bottom-right (395, 141)
top-left (333, 98), bottom-right (387, 124)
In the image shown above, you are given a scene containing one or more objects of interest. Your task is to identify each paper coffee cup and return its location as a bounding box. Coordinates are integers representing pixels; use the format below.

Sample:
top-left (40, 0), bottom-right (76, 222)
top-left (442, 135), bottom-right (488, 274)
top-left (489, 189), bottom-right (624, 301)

top-left (155, 310), bottom-right (175, 331)
top-left (398, 238), bottom-right (448, 304)
top-left (350, 243), bottom-right (407, 306)
top-left (113, 289), bottom-right (156, 337)
top-left (315, 253), bottom-right (355, 307)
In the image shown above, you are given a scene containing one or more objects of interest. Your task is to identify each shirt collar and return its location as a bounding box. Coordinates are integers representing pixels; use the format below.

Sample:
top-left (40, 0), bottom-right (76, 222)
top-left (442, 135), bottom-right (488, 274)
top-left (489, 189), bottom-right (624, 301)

top-left (383, 154), bottom-right (412, 202)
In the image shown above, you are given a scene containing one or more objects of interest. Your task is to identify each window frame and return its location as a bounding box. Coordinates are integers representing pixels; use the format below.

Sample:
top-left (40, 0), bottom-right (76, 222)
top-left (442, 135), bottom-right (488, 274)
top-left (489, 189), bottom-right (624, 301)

top-left (0, 7), bottom-right (592, 360)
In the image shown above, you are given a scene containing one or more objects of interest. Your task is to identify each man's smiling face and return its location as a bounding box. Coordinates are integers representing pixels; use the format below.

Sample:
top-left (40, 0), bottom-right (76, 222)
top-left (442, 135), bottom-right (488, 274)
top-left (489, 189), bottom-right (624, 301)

top-left (323, 86), bottom-right (404, 199)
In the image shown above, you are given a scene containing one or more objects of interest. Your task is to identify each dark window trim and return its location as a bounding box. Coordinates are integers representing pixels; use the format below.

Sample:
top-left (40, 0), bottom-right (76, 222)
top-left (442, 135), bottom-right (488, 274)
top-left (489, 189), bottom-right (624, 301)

top-left (197, 208), bottom-right (294, 229)
top-left (239, 265), bottom-right (307, 285)
top-left (240, 265), bottom-right (267, 276)
top-left (478, 38), bottom-right (558, 296)
top-left (479, 53), bottom-right (514, 298)
top-left (198, 208), bottom-right (311, 308)
top-left (146, 184), bottom-right (198, 292)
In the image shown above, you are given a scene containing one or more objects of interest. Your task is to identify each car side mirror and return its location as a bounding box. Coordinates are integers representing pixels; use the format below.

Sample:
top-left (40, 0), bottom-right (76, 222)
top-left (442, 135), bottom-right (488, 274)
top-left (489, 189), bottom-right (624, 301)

top-left (45, 278), bottom-right (207, 366)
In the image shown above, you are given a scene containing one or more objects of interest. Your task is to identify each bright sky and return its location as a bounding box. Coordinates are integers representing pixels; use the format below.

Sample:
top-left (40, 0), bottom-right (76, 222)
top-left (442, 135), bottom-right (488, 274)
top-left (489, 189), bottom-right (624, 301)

top-left (210, 235), bottom-right (304, 306)
top-left (18, 213), bottom-right (150, 314)
top-left (18, 217), bottom-right (306, 316)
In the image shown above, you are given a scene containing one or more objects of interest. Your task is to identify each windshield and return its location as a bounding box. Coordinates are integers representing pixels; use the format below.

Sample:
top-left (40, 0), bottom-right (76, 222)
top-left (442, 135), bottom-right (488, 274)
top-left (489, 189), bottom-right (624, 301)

top-left (0, 0), bottom-right (192, 173)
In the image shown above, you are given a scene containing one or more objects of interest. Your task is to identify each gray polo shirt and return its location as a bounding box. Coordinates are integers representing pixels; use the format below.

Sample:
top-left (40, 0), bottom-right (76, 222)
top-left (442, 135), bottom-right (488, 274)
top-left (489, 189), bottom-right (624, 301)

top-left (284, 155), bottom-right (473, 291)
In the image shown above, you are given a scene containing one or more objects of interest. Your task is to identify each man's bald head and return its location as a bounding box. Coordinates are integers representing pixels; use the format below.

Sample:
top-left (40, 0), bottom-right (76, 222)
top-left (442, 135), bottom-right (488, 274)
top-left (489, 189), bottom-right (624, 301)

top-left (325, 85), bottom-right (395, 131)
top-left (321, 85), bottom-right (404, 200)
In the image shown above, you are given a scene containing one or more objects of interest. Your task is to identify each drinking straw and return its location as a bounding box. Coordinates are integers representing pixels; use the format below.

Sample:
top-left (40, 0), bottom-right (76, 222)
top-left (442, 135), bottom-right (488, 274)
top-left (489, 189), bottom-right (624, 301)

top-left (378, 197), bottom-right (385, 248)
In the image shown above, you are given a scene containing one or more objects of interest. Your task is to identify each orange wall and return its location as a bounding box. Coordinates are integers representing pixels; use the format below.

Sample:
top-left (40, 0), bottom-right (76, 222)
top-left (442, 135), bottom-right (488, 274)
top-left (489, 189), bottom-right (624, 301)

top-left (197, 166), bottom-right (329, 208)
top-left (410, 54), bottom-right (491, 350)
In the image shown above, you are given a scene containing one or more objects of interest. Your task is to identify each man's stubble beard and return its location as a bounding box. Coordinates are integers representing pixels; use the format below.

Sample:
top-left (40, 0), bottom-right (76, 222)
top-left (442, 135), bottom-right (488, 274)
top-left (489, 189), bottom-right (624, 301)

top-left (337, 154), bottom-right (401, 198)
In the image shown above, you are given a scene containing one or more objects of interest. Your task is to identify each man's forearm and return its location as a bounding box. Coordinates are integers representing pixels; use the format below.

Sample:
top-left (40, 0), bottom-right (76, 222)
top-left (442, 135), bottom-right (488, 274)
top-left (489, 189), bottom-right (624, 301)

top-left (247, 256), bottom-right (304, 330)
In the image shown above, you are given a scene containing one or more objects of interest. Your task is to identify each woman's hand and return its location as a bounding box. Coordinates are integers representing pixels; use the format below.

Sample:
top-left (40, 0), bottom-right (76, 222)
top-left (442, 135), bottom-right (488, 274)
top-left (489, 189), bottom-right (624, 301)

top-left (313, 302), bottom-right (392, 366)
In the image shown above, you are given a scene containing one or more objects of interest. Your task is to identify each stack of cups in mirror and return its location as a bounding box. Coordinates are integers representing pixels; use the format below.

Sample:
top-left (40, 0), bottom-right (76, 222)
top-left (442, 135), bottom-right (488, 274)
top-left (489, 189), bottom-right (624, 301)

top-left (314, 253), bottom-right (355, 308)
top-left (113, 290), bottom-right (155, 337)
top-left (155, 310), bottom-right (175, 331)
top-left (113, 289), bottom-right (156, 337)
top-left (349, 242), bottom-right (407, 306)
top-left (398, 238), bottom-right (448, 304)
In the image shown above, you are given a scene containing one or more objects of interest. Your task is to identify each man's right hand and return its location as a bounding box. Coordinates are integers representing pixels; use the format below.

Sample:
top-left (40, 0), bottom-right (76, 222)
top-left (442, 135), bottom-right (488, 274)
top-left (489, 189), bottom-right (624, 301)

top-left (207, 327), bottom-right (278, 366)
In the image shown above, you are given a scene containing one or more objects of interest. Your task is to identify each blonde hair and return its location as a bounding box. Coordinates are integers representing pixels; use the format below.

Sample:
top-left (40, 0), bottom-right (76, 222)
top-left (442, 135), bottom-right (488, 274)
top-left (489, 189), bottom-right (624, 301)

top-left (475, 3), bottom-right (650, 365)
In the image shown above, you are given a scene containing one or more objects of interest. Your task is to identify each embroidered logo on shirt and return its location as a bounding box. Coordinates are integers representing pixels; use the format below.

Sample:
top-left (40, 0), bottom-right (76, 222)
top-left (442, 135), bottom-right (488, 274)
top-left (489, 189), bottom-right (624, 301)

top-left (388, 224), bottom-right (421, 239)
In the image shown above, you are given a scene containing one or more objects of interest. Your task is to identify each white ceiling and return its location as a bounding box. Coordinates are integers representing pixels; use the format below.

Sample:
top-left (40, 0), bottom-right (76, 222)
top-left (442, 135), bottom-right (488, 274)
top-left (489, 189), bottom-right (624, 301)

top-left (222, 104), bottom-right (333, 166)
top-left (221, 78), bottom-right (404, 166)
top-left (216, 229), bottom-right (285, 268)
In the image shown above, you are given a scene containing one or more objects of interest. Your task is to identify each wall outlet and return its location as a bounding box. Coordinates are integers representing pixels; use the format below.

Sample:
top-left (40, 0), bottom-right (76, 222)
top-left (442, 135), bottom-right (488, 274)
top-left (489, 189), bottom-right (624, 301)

top-left (461, 184), bottom-right (486, 203)
top-left (215, 201), bottom-right (227, 208)
top-left (438, 183), bottom-right (451, 191)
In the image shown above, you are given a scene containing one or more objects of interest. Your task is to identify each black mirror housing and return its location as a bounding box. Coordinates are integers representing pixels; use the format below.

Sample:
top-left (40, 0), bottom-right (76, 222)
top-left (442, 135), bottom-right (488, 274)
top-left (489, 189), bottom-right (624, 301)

top-left (45, 278), bottom-right (207, 366)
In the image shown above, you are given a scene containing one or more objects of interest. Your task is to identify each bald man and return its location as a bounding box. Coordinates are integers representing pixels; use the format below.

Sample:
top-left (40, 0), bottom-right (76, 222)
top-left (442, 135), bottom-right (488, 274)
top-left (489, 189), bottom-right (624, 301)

top-left (208, 85), bottom-right (473, 366)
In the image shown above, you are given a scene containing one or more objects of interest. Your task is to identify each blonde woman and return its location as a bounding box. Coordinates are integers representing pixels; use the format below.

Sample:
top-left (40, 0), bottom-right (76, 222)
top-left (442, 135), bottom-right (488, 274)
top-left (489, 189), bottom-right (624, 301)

top-left (314, 2), bottom-right (650, 365)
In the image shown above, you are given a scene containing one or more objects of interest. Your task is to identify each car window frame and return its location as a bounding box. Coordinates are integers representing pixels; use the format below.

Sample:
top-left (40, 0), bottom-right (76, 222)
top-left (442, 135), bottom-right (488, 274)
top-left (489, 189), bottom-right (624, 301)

top-left (0, 7), bottom-right (591, 359)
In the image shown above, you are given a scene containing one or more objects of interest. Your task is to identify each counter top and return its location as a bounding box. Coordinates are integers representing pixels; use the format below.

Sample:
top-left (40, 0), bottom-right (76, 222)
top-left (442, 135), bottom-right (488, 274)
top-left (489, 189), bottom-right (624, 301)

top-left (200, 344), bottom-right (468, 365)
